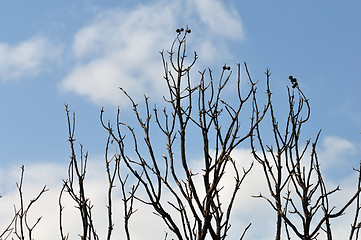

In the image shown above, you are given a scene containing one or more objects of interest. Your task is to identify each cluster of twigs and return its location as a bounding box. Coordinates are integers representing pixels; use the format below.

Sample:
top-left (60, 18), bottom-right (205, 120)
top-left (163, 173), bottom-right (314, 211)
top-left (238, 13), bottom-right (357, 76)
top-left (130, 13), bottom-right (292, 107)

top-left (250, 75), bottom-right (361, 239)
top-left (58, 105), bottom-right (140, 240)
top-left (99, 26), bottom-right (268, 239)
top-left (0, 166), bottom-right (47, 240)
top-left (58, 105), bottom-right (98, 240)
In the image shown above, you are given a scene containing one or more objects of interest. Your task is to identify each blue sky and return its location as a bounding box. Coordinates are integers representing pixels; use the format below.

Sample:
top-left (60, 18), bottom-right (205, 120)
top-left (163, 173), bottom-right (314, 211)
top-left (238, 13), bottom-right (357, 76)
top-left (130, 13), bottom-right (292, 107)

top-left (0, 0), bottom-right (360, 239)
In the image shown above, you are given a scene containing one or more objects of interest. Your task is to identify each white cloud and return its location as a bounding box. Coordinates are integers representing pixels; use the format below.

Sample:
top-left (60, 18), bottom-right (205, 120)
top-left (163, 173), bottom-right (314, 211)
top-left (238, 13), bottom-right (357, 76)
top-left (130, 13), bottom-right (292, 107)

top-left (321, 136), bottom-right (356, 159)
top-left (0, 36), bottom-right (62, 82)
top-left (318, 136), bottom-right (358, 173)
top-left (193, 0), bottom-right (244, 40)
top-left (59, 0), bottom-right (245, 107)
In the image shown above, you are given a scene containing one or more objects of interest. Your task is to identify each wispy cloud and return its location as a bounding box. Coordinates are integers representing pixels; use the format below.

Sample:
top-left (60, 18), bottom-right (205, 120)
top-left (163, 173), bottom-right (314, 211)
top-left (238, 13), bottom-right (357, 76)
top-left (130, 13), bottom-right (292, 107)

top-left (318, 136), bottom-right (358, 180)
top-left (59, 0), bottom-right (245, 107)
top-left (193, 0), bottom-right (244, 40)
top-left (0, 36), bottom-right (62, 82)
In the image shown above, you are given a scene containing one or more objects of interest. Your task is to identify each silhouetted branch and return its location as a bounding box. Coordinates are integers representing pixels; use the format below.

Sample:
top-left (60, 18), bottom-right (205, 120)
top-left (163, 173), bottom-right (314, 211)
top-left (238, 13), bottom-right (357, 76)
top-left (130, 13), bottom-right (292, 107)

top-left (60, 105), bottom-right (99, 240)
top-left (3, 165), bottom-right (48, 240)
top-left (100, 26), bottom-right (269, 240)
top-left (251, 75), bottom-right (361, 240)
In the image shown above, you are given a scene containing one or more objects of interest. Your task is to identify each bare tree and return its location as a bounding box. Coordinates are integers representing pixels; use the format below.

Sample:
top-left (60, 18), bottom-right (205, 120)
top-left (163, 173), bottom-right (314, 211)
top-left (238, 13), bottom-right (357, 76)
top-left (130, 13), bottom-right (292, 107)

top-left (59, 105), bottom-right (99, 240)
top-left (100, 27), bottom-right (268, 240)
top-left (103, 122), bottom-right (140, 240)
top-left (2, 27), bottom-right (361, 240)
top-left (59, 104), bottom-right (140, 240)
top-left (250, 76), bottom-right (361, 240)
top-left (0, 166), bottom-right (47, 240)
top-left (349, 161), bottom-right (361, 240)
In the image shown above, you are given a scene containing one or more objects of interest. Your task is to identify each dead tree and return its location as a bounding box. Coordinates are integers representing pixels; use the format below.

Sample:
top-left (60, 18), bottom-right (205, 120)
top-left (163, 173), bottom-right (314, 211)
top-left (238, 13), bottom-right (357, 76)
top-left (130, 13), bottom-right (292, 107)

top-left (100, 27), bottom-right (269, 240)
top-left (60, 105), bottom-right (139, 240)
top-left (349, 161), bottom-right (361, 240)
top-left (103, 125), bottom-right (140, 240)
top-left (0, 166), bottom-right (47, 240)
top-left (250, 76), bottom-right (361, 240)
top-left (59, 105), bottom-right (99, 240)
top-left (2, 28), bottom-right (360, 240)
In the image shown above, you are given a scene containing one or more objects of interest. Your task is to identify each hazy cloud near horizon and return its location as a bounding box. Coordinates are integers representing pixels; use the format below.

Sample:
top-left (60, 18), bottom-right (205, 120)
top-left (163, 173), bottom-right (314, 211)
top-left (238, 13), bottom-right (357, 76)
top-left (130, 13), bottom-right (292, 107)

top-left (0, 135), bottom-right (359, 239)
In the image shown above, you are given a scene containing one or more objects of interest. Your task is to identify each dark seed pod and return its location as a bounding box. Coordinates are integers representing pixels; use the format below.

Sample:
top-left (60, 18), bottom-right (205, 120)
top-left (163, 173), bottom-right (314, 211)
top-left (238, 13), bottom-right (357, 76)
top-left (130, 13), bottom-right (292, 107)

top-left (180, 28), bottom-right (184, 32)
top-left (292, 82), bottom-right (298, 88)
top-left (186, 29), bottom-right (191, 33)
top-left (289, 75), bottom-right (293, 80)
top-left (176, 29), bottom-right (181, 33)
top-left (222, 65), bottom-right (231, 70)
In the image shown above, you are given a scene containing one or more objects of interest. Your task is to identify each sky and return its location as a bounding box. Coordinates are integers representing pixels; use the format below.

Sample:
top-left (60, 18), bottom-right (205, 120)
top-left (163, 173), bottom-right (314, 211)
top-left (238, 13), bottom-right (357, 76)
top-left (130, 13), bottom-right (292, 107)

top-left (0, 0), bottom-right (360, 239)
